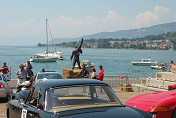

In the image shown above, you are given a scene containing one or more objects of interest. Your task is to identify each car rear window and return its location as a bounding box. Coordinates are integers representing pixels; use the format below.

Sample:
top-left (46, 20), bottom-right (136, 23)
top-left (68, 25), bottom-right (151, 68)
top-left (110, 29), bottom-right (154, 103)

top-left (37, 73), bottom-right (62, 80)
top-left (45, 85), bottom-right (121, 111)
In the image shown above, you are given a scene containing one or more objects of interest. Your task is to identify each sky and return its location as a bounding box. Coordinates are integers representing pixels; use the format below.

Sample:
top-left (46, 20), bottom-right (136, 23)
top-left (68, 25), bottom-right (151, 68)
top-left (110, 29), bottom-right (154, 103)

top-left (0, 0), bottom-right (176, 46)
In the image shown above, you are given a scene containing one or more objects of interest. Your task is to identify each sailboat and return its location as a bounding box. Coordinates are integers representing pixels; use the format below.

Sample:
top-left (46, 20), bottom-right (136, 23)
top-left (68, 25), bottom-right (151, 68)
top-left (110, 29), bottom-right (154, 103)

top-left (30, 19), bottom-right (62, 62)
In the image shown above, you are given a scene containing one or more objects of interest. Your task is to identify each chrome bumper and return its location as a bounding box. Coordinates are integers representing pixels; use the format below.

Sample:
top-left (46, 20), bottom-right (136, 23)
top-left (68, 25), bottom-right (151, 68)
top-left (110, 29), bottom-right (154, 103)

top-left (0, 89), bottom-right (7, 98)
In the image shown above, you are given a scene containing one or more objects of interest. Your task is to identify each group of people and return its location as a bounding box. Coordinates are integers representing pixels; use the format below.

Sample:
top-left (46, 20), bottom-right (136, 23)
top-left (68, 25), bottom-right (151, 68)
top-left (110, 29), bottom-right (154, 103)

top-left (76, 64), bottom-right (104, 81)
top-left (16, 60), bottom-right (33, 85)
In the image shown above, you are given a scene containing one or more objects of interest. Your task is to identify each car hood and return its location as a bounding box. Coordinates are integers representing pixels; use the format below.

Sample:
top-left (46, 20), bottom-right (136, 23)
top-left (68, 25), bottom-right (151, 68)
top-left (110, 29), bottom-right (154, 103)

top-left (59, 106), bottom-right (152, 118)
top-left (125, 90), bottom-right (176, 112)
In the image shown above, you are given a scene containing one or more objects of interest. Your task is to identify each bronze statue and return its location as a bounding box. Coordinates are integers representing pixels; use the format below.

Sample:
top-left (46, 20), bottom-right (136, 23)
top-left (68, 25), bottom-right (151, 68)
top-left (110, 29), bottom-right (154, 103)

top-left (71, 38), bottom-right (83, 69)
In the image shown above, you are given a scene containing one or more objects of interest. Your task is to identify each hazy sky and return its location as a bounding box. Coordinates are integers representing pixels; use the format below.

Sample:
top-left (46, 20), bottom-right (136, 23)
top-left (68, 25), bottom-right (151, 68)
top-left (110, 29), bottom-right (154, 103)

top-left (0, 0), bottom-right (176, 46)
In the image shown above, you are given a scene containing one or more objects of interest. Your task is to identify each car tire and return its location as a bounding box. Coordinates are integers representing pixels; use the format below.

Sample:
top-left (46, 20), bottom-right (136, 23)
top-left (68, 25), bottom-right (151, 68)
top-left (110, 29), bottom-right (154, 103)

top-left (172, 109), bottom-right (176, 118)
top-left (6, 109), bottom-right (9, 118)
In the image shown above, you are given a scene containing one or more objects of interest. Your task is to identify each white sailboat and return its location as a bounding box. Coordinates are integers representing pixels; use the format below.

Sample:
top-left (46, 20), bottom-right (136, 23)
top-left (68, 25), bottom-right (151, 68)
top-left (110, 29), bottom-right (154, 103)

top-left (30, 19), bottom-right (61, 62)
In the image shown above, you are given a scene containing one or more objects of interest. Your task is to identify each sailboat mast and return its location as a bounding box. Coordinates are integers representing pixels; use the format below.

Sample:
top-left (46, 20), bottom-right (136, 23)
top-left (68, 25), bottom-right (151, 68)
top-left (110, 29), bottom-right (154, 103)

top-left (48, 23), bottom-right (56, 52)
top-left (46, 18), bottom-right (49, 57)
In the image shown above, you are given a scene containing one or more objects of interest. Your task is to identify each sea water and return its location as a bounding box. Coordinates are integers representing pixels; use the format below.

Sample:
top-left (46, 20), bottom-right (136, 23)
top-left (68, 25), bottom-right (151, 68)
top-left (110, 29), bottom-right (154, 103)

top-left (0, 46), bottom-right (175, 79)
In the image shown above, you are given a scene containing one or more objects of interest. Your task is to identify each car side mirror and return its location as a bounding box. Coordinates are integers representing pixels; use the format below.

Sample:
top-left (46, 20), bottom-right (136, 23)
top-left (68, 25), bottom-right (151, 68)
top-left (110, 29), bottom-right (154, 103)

top-left (37, 104), bottom-right (44, 110)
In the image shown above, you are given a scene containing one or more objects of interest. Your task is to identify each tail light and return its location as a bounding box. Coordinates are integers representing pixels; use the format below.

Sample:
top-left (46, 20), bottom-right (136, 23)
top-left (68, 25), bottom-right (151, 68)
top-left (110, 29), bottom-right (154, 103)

top-left (0, 84), bottom-right (4, 88)
top-left (150, 106), bottom-right (174, 112)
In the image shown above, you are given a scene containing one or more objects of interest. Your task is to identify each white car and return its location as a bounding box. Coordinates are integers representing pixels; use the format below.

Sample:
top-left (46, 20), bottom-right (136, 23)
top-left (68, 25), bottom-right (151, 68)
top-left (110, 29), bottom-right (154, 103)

top-left (0, 74), bottom-right (11, 101)
top-left (34, 71), bottom-right (63, 83)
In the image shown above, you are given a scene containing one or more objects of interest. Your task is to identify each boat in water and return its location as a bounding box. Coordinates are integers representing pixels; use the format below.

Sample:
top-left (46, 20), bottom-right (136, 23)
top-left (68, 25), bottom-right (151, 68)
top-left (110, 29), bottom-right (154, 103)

top-left (29, 56), bottom-right (58, 62)
top-left (30, 19), bottom-right (63, 62)
top-left (131, 58), bottom-right (157, 66)
top-left (75, 60), bottom-right (95, 72)
top-left (151, 63), bottom-right (167, 70)
top-left (34, 51), bottom-right (63, 60)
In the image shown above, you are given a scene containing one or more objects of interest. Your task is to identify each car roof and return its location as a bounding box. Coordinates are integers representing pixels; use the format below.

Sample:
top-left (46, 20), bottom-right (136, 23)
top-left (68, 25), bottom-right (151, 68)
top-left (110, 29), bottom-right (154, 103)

top-left (37, 71), bottom-right (59, 73)
top-left (34, 79), bottom-right (107, 91)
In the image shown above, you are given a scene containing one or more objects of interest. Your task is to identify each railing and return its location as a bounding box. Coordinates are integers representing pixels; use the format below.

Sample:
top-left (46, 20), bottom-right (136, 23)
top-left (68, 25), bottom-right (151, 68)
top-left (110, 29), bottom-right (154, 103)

top-left (103, 75), bottom-right (139, 91)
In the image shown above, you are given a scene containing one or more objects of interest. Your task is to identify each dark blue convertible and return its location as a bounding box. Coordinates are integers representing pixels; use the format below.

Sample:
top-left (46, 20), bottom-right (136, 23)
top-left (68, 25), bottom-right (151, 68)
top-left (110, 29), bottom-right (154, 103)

top-left (7, 79), bottom-right (154, 118)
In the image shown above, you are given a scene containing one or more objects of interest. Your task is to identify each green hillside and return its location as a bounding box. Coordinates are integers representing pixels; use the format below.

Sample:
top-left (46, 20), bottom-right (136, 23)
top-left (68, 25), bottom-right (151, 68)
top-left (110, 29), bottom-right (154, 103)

top-left (58, 32), bottom-right (176, 50)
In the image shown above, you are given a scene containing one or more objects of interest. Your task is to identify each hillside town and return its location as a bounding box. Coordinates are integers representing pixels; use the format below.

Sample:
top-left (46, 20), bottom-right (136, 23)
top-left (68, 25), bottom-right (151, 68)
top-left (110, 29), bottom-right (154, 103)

top-left (50, 32), bottom-right (176, 50)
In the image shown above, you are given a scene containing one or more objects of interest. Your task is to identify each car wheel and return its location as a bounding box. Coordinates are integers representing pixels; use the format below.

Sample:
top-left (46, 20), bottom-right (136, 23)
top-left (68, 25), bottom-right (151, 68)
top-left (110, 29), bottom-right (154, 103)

top-left (7, 109), bottom-right (9, 118)
top-left (172, 109), bottom-right (176, 118)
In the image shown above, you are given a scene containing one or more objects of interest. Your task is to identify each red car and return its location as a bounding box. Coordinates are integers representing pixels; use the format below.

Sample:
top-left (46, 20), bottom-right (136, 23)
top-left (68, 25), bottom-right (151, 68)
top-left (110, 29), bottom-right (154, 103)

top-left (125, 90), bottom-right (176, 118)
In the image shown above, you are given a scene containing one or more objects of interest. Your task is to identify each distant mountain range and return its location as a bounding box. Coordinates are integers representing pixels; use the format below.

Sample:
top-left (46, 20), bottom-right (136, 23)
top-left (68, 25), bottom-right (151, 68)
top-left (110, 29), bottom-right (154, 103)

top-left (53, 22), bottom-right (176, 43)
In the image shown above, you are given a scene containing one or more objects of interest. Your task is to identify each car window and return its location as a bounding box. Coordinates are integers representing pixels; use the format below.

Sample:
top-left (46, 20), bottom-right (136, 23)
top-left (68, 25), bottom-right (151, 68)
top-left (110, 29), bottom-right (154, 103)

top-left (45, 85), bottom-right (121, 111)
top-left (0, 75), bottom-right (2, 81)
top-left (37, 73), bottom-right (62, 80)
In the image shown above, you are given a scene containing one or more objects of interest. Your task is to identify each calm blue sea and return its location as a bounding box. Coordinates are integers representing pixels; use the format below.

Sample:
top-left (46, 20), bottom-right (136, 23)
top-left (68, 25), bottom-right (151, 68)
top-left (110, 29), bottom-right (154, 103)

top-left (0, 46), bottom-right (175, 79)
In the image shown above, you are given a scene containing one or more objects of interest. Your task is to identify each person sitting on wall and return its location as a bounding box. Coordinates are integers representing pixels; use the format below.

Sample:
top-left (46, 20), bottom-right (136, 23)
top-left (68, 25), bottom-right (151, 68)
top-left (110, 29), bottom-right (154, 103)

top-left (76, 64), bottom-right (89, 78)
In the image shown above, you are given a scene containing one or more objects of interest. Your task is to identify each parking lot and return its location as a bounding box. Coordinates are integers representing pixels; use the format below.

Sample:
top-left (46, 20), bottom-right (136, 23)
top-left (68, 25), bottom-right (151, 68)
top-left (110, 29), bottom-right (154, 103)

top-left (0, 91), bottom-right (151, 118)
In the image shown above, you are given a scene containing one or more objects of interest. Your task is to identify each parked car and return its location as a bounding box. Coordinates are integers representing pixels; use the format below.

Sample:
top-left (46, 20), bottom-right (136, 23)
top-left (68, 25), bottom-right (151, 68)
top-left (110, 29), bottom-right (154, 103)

top-left (7, 79), bottom-right (154, 118)
top-left (125, 90), bottom-right (176, 118)
top-left (0, 73), bottom-right (11, 101)
top-left (34, 71), bottom-right (63, 83)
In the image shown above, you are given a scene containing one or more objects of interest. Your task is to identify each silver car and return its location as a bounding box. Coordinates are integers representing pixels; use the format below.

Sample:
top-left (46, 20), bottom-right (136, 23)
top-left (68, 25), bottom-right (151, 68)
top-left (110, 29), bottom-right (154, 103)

top-left (0, 74), bottom-right (11, 101)
top-left (34, 71), bottom-right (63, 83)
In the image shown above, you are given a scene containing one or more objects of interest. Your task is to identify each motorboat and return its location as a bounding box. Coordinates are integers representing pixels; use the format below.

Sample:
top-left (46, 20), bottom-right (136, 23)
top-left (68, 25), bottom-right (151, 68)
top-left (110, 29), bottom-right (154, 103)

top-left (75, 60), bottom-right (95, 72)
top-left (30, 19), bottom-right (63, 62)
top-left (29, 56), bottom-right (58, 62)
top-left (131, 58), bottom-right (157, 66)
top-left (151, 64), bottom-right (167, 70)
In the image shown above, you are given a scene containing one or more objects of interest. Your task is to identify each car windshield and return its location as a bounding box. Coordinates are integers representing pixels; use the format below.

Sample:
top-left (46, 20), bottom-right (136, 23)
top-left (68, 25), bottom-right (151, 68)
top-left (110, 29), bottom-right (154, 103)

top-left (45, 85), bottom-right (121, 112)
top-left (37, 73), bottom-right (62, 80)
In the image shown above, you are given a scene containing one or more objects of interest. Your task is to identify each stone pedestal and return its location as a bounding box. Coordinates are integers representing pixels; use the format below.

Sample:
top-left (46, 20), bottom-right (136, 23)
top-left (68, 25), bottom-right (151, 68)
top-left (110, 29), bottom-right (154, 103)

top-left (62, 68), bottom-right (82, 79)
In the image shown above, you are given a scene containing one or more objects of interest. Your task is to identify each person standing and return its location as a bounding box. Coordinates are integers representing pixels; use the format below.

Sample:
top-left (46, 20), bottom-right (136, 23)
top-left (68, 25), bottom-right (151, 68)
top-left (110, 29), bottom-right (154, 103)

top-left (26, 67), bottom-right (34, 84)
top-left (98, 65), bottom-right (104, 81)
top-left (168, 60), bottom-right (175, 72)
top-left (2, 62), bottom-right (10, 81)
top-left (25, 60), bottom-right (33, 69)
top-left (91, 67), bottom-right (97, 79)
top-left (16, 64), bottom-right (27, 85)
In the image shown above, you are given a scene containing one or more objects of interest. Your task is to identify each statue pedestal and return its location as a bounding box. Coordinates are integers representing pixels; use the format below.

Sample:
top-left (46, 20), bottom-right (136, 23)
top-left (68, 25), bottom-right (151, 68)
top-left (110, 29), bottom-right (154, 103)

top-left (63, 68), bottom-right (82, 79)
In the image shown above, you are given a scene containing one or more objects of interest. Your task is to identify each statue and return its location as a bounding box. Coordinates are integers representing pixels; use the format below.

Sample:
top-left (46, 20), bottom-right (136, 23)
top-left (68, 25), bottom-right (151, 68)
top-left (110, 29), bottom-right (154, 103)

top-left (71, 38), bottom-right (83, 69)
